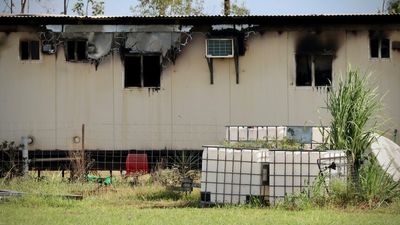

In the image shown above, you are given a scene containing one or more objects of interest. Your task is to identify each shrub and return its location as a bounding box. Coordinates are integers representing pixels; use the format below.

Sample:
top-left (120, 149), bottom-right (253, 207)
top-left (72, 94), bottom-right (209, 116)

top-left (0, 141), bottom-right (21, 179)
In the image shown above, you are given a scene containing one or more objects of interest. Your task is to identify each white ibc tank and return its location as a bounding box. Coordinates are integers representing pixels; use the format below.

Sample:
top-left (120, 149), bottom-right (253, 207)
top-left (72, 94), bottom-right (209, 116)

top-left (201, 147), bottom-right (269, 204)
top-left (201, 146), bottom-right (347, 205)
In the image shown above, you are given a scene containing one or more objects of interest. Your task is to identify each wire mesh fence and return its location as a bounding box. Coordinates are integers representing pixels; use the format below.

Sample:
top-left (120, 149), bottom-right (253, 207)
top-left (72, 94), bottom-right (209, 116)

top-left (0, 149), bottom-right (202, 178)
top-left (1, 125), bottom-right (350, 206)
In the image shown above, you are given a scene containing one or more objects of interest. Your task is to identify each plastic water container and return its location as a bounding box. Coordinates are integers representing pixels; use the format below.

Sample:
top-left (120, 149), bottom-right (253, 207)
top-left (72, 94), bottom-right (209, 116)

top-left (126, 154), bottom-right (149, 175)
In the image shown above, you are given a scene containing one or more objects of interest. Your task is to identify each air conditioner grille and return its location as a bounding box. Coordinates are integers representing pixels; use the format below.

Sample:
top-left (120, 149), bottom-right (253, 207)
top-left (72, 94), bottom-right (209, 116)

top-left (206, 39), bottom-right (233, 58)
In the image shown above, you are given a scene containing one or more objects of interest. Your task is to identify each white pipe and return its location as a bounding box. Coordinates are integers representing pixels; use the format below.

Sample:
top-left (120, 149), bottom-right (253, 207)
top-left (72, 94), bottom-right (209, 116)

top-left (21, 136), bottom-right (29, 176)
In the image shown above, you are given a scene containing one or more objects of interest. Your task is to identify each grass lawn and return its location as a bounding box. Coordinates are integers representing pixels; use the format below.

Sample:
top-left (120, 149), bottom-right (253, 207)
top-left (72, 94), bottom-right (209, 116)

top-left (2, 203), bottom-right (400, 225)
top-left (1, 174), bottom-right (400, 225)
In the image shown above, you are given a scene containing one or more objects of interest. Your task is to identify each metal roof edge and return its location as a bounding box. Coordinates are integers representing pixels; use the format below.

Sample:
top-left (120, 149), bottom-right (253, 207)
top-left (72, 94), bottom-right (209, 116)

top-left (0, 13), bottom-right (399, 26)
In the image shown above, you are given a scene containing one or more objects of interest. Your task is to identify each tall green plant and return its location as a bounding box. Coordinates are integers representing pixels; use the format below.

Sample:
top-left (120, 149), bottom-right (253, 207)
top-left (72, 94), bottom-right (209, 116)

top-left (327, 68), bottom-right (381, 186)
top-left (360, 161), bottom-right (400, 208)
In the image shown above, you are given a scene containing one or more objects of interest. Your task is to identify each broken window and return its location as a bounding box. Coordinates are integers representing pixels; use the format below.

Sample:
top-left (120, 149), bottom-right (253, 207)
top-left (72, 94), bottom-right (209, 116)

top-left (124, 54), bottom-right (161, 88)
top-left (314, 55), bottom-right (333, 86)
top-left (66, 40), bottom-right (87, 61)
top-left (296, 54), bottom-right (312, 86)
top-left (296, 54), bottom-right (332, 87)
top-left (20, 40), bottom-right (40, 60)
top-left (381, 39), bottom-right (390, 58)
top-left (370, 38), bottom-right (390, 58)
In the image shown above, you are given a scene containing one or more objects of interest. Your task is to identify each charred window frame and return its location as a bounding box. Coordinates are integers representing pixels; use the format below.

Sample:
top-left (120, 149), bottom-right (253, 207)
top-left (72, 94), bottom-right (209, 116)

top-left (65, 40), bottom-right (88, 61)
top-left (124, 54), bottom-right (161, 88)
top-left (370, 38), bottom-right (390, 59)
top-left (296, 54), bottom-right (332, 87)
top-left (20, 40), bottom-right (40, 60)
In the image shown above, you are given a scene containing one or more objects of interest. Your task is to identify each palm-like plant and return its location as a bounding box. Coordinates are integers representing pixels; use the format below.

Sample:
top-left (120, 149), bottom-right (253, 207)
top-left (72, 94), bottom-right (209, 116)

top-left (170, 151), bottom-right (200, 179)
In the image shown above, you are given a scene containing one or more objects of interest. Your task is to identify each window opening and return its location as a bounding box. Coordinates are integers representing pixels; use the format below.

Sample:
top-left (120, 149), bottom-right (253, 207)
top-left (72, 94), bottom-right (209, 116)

top-left (296, 54), bottom-right (332, 87)
top-left (370, 38), bottom-right (380, 58)
top-left (124, 54), bottom-right (161, 88)
top-left (66, 40), bottom-right (87, 61)
top-left (381, 38), bottom-right (390, 58)
top-left (314, 55), bottom-right (332, 86)
top-left (370, 38), bottom-right (390, 59)
top-left (20, 40), bottom-right (40, 60)
top-left (295, 54), bottom-right (312, 86)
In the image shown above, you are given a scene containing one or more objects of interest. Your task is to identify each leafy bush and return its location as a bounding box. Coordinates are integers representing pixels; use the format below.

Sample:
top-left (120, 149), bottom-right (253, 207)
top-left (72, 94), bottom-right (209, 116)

top-left (0, 141), bottom-right (21, 179)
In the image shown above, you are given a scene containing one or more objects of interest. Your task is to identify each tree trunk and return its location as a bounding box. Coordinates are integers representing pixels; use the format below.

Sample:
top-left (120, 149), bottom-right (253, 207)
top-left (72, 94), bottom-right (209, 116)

top-left (224, 0), bottom-right (230, 16)
top-left (20, 0), bottom-right (27, 13)
top-left (64, 0), bottom-right (67, 15)
top-left (85, 0), bottom-right (89, 16)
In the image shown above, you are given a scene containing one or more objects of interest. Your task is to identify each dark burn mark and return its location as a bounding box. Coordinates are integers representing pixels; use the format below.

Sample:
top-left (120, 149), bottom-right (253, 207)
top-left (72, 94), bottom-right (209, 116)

top-left (392, 41), bottom-right (400, 51)
top-left (296, 33), bottom-right (339, 56)
top-left (369, 30), bottom-right (388, 39)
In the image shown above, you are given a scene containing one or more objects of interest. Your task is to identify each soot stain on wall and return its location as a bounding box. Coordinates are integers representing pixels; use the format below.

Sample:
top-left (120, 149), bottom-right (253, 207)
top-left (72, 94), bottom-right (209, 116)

top-left (296, 32), bottom-right (340, 57)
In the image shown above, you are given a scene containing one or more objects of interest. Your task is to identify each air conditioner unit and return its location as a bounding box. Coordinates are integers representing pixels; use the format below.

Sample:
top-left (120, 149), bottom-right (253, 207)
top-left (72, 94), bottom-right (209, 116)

top-left (42, 44), bottom-right (56, 54)
top-left (206, 38), bottom-right (234, 58)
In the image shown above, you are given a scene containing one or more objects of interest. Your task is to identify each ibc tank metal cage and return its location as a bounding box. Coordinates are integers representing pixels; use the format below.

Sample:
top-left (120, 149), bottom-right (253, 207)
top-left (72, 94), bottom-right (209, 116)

top-left (201, 146), bottom-right (348, 206)
top-left (201, 125), bottom-right (348, 206)
top-left (225, 125), bottom-right (330, 150)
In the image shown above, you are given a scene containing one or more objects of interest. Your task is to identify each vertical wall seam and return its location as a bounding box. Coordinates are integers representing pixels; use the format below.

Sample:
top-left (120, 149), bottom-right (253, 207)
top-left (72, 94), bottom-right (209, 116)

top-left (229, 52), bottom-right (232, 125)
top-left (112, 50), bottom-right (116, 151)
top-left (54, 44), bottom-right (58, 150)
top-left (286, 31), bottom-right (290, 125)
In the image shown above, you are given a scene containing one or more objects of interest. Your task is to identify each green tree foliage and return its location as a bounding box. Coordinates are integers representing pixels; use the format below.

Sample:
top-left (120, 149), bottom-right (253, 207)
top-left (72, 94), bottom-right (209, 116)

top-left (227, 0), bottom-right (250, 16)
top-left (72, 0), bottom-right (104, 16)
top-left (131, 0), bottom-right (204, 16)
top-left (387, 0), bottom-right (400, 13)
